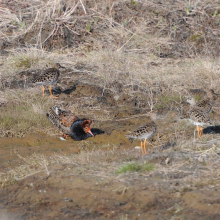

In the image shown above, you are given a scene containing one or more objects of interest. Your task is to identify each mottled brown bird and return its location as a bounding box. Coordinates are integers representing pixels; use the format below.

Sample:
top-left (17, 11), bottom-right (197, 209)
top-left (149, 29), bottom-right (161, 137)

top-left (32, 63), bottom-right (65, 98)
top-left (196, 89), bottom-right (220, 113)
top-left (126, 113), bottom-right (157, 155)
top-left (187, 97), bottom-right (212, 138)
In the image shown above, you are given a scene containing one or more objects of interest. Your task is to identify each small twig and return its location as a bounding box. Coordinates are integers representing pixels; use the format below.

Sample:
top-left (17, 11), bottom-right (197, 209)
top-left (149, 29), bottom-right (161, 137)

top-left (62, 3), bottom-right (78, 19)
top-left (79, 0), bottom-right (87, 15)
top-left (147, 87), bottom-right (154, 112)
top-left (64, 24), bottom-right (81, 36)
top-left (113, 113), bottom-right (150, 122)
top-left (41, 25), bottom-right (56, 45)
top-left (42, 156), bottom-right (50, 176)
top-left (15, 170), bottom-right (44, 181)
top-left (117, 33), bottom-right (135, 52)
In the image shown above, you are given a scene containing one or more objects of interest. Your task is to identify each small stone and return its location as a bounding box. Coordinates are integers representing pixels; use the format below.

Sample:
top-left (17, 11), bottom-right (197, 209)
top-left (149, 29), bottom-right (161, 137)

top-left (198, 156), bottom-right (204, 163)
top-left (174, 192), bottom-right (181, 198)
top-left (135, 146), bottom-right (141, 150)
top-left (165, 157), bottom-right (171, 165)
top-left (114, 95), bottom-right (120, 101)
top-left (118, 202), bottom-right (126, 206)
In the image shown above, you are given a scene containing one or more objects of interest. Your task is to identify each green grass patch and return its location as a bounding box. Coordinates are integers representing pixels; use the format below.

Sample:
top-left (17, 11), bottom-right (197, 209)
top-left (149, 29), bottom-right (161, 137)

top-left (154, 94), bottom-right (181, 109)
top-left (14, 56), bottom-right (34, 68)
top-left (194, 94), bottom-right (203, 102)
top-left (190, 34), bottom-right (202, 42)
top-left (118, 214), bottom-right (129, 220)
top-left (116, 162), bottom-right (154, 174)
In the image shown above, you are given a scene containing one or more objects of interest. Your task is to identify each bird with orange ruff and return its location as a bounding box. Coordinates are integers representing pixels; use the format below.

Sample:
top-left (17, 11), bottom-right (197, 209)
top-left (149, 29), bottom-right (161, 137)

top-left (47, 106), bottom-right (94, 140)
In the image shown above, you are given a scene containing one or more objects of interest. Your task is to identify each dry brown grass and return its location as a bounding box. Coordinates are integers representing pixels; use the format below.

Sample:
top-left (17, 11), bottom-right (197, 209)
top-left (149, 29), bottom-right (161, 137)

top-left (0, 0), bottom-right (220, 55)
top-left (1, 0), bottom-right (220, 92)
top-left (1, 48), bottom-right (56, 76)
top-left (1, 49), bottom-right (220, 136)
top-left (0, 89), bottom-right (54, 137)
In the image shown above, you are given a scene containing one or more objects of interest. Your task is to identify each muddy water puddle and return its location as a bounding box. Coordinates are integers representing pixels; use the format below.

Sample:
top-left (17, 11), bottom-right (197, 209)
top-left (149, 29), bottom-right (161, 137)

top-left (0, 134), bottom-right (77, 171)
top-left (0, 128), bottom-right (132, 172)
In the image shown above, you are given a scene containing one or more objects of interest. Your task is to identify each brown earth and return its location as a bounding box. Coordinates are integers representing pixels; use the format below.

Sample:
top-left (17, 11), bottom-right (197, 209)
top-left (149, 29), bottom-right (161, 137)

top-left (1, 162), bottom-right (220, 220)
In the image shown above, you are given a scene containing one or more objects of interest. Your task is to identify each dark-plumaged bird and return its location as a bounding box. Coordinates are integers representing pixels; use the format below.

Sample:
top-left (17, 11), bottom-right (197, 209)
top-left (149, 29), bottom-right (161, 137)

top-left (47, 106), bottom-right (104, 140)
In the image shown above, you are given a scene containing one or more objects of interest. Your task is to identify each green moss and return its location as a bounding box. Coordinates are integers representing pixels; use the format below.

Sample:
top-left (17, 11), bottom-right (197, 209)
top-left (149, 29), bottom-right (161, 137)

top-left (130, 0), bottom-right (138, 5)
top-left (15, 56), bottom-right (32, 68)
top-left (116, 162), bottom-right (154, 174)
top-left (155, 94), bottom-right (181, 109)
top-left (190, 34), bottom-right (202, 42)
top-left (194, 94), bottom-right (202, 102)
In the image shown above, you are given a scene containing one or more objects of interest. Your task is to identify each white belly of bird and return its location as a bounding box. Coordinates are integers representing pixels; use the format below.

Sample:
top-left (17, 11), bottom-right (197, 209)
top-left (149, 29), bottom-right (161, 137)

top-left (189, 119), bottom-right (208, 127)
top-left (135, 131), bottom-right (155, 140)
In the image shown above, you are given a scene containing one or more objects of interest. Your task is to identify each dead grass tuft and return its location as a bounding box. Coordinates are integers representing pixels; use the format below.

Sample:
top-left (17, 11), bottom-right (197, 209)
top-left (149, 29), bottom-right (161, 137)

top-left (0, 152), bottom-right (49, 187)
top-left (0, 89), bottom-right (53, 137)
top-left (1, 48), bottom-right (53, 76)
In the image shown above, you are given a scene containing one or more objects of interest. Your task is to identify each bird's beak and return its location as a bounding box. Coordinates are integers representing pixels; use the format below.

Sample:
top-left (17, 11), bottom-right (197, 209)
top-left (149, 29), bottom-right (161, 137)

top-left (88, 130), bottom-right (94, 136)
top-left (59, 64), bottom-right (66, 69)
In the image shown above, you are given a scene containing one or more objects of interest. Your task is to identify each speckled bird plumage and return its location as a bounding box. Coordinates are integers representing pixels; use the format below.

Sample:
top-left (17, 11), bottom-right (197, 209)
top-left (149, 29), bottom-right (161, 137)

top-left (196, 89), bottom-right (216, 113)
top-left (32, 63), bottom-right (65, 98)
top-left (187, 97), bottom-right (212, 138)
top-left (32, 63), bottom-right (61, 85)
top-left (46, 106), bottom-right (79, 136)
top-left (187, 89), bottom-right (220, 114)
top-left (188, 106), bottom-right (212, 127)
top-left (47, 106), bottom-right (79, 135)
top-left (126, 120), bottom-right (157, 140)
top-left (187, 97), bottom-right (212, 125)
top-left (126, 113), bottom-right (157, 154)
top-left (181, 89), bottom-right (220, 121)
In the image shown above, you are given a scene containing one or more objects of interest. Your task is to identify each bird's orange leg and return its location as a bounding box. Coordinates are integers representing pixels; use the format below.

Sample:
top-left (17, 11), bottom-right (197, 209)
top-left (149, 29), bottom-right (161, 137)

top-left (42, 85), bottom-right (45, 98)
top-left (144, 139), bottom-right (147, 155)
top-left (59, 131), bottom-right (69, 139)
top-left (196, 125), bottom-right (200, 139)
top-left (141, 141), bottom-right (144, 155)
top-left (49, 85), bottom-right (58, 99)
top-left (199, 127), bottom-right (203, 138)
top-left (63, 134), bottom-right (70, 139)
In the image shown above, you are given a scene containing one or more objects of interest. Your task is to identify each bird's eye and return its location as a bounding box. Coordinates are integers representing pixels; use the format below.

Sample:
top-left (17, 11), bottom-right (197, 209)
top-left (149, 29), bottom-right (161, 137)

top-left (85, 127), bottom-right (88, 130)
